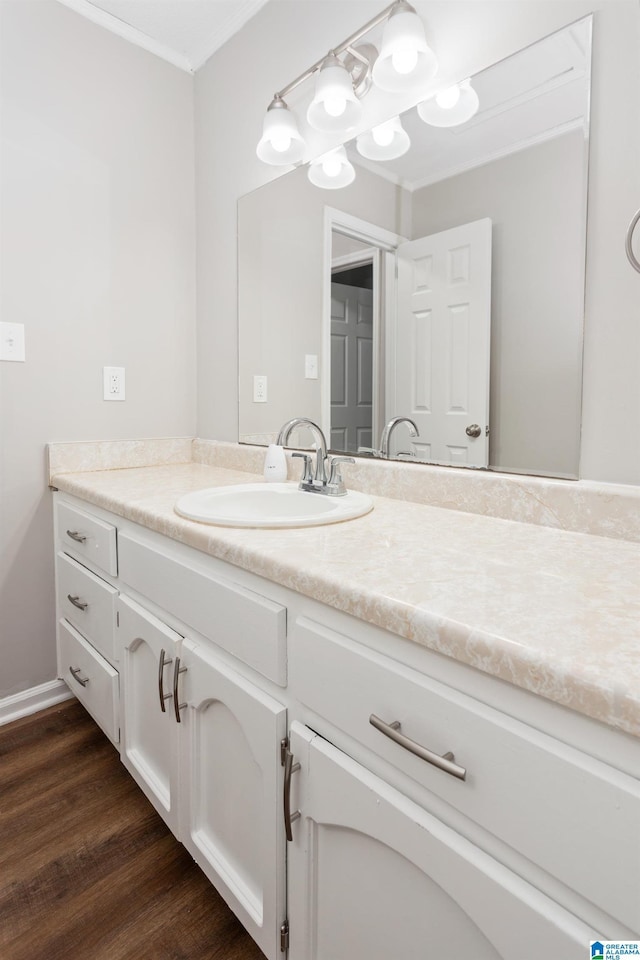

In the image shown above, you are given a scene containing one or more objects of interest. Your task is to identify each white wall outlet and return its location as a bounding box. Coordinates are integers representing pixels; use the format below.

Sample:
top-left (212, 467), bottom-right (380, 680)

top-left (305, 354), bottom-right (318, 379)
top-left (103, 366), bottom-right (125, 401)
top-left (0, 322), bottom-right (26, 362)
top-left (253, 375), bottom-right (267, 403)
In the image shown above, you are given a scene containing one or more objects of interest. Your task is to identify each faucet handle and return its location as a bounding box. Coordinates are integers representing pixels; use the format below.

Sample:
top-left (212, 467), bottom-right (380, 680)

top-left (327, 456), bottom-right (355, 495)
top-left (292, 452), bottom-right (313, 484)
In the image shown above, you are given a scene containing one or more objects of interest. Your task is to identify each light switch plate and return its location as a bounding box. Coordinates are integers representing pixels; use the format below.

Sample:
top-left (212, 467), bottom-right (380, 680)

top-left (0, 322), bottom-right (25, 362)
top-left (305, 354), bottom-right (318, 379)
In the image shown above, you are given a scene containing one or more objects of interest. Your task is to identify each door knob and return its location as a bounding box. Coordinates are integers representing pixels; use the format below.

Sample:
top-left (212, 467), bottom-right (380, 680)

top-left (465, 423), bottom-right (482, 438)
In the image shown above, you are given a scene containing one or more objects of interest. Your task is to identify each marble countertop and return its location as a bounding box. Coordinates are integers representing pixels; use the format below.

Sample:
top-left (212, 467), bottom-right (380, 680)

top-left (51, 461), bottom-right (640, 737)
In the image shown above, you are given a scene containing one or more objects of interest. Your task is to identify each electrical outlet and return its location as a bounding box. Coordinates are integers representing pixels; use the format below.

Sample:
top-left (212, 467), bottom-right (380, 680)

top-left (103, 366), bottom-right (125, 401)
top-left (253, 375), bottom-right (267, 403)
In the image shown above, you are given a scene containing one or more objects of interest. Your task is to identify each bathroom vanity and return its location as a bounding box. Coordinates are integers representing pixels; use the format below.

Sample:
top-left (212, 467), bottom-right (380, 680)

top-left (50, 448), bottom-right (640, 959)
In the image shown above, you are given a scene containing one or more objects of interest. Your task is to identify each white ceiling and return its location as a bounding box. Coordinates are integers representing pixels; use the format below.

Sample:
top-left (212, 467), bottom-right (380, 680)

top-left (57, 0), bottom-right (269, 72)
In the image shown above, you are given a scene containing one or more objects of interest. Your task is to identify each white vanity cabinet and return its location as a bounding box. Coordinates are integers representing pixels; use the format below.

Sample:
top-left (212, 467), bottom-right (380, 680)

top-left (52, 491), bottom-right (639, 958)
top-left (54, 500), bottom-right (120, 745)
top-left (117, 594), bottom-right (183, 834)
top-left (285, 614), bottom-right (635, 958)
top-left (286, 722), bottom-right (594, 960)
top-left (290, 617), bottom-right (640, 935)
top-left (54, 493), bottom-right (289, 960)
top-left (116, 596), bottom-right (288, 960)
top-left (178, 635), bottom-right (287, 960)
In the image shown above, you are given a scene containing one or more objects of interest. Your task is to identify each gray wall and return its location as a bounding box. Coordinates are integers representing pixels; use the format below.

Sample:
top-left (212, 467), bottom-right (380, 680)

top-left (195, 0), bottom-right (640, 486)
top-left (0, 1), bottom-right (196, 699)
top-left (412, 131), bottom-right (585, 477)
top-left (238, 164), bottom-right (403, 439)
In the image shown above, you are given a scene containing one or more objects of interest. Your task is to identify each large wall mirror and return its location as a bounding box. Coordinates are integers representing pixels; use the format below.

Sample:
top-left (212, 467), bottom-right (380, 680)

top-left (238, 16), bottom-right (591, 479)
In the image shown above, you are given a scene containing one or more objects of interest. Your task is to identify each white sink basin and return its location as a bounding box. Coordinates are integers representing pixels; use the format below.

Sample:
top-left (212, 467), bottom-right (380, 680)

top-left (175, 482), bottom-right (373, 528)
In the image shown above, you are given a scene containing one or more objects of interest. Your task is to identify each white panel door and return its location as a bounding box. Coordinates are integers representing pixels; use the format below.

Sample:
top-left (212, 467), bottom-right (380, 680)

top-left (392, 219), bottom-right (492, 466)
top-left (287, 723), bottom-right (593, 960)
top-left (330, 281), bottom-right (373, 453)
top-left (179, 637), bottom-right (287, 960)
top-left (117, 595), bottom-right (182, 835)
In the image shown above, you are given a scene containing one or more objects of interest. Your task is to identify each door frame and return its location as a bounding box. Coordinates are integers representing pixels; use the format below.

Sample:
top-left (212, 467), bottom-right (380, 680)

top-left (322, 208), bottom-right (402, 449)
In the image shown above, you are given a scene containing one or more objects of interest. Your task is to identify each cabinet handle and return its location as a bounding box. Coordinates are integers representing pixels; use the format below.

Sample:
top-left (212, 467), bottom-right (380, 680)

top-left (282, 741), bottom-right (301, 841)
top-left (172, 657), bottom-right (187, 723)
top-left (66, 530), bottom-right (87, 544)
top-left (158, 648), bottom-right (173, 712)
top-left (69, 666), bottom-right (89, 687)
top-left (67, 594), bottom-right (88, 611)
top-left (369, 714), bottom-right (467, 781)
top-left (626, 207), bottom-right (640, 273)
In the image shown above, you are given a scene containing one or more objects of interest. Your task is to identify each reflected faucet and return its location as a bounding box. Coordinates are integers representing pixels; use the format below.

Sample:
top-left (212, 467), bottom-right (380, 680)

top-left (379, 417), bottom-right (419, 459)
top-left (276, 418), bottom-right (329, 483)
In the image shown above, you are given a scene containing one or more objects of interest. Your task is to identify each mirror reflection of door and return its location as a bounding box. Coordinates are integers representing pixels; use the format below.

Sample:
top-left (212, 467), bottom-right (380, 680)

top-left (391, 219), bottom-right (492, 467)
top-left (330, 260), bottom-right (374, 454)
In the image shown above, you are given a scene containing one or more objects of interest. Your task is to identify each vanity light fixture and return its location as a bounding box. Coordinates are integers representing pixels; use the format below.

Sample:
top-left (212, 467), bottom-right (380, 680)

top-left (372, 0), bottom-right (438, 94)
top-left (256, 96), bottom-right (306, 165)
top-left (256, 0), bottom-right (437, 168)
top-left (417, 79), bottom-right (480, 127)
top-left (307, 53), bottom-right (364, 133)
top-left (356, 116), bottom-right (410, 161)
top-left (308, 146), bottom-right (356, 189)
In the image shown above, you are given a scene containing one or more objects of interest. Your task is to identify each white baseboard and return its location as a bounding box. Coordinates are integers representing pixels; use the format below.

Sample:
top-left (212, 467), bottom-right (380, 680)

top-left (0, 679), bottom-right (73, 726)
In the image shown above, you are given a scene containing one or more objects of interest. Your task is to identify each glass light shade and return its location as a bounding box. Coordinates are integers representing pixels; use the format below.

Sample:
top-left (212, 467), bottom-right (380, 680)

top-left (372, 4), bottom-right (438, 94)
top-left (356, 117), bottom-right (410, 161)
top-left (307, 147), bottom-right (356, 189)
top-left (417, 79), bottom-right (480, 127)
top-left (256, 99), bottom-right (305, 165)
top-left (307, 55), bottom-right (363, 133)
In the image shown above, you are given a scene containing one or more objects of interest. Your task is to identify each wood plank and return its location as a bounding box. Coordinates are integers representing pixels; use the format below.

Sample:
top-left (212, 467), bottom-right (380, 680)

top-left (0, 699), bottom-right (265, 960)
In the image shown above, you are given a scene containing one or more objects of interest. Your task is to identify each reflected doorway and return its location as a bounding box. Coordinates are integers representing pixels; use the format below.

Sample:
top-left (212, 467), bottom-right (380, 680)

top-left (330, 257), bottom-right (374, 454)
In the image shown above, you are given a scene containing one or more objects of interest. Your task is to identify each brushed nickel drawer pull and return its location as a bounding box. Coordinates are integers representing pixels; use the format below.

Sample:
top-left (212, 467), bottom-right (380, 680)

top-left (158, 648), bottom-right (173, 712)
top-left (66, 530), bottom-right (87, 544)
top-left (369, 714), bottom-right (467, 781)
top-left (67, 594), bottom-right (88, 611)
top-left (625, 207), bottom-right (640, 273)
top-left (172, 657), bottom-right (187, 723)
top-left (69, 666), bottom-right (89, 687)
top-left (282, 740), bottom-right (301, 841)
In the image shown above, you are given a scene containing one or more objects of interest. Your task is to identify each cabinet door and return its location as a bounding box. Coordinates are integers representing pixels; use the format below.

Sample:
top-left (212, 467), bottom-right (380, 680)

top-left (288, 723), bottom-right (596, 960)
top-left (118, 595), bottom-right (181, 835)
top-left (179, 637), bottom-right (287, 960)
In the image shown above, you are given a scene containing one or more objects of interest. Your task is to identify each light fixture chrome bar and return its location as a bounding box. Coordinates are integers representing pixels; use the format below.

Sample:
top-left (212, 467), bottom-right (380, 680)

top-left (274, 0), bottom-right (400, 101)
top-left (345, 45), bottom-right (370, 66)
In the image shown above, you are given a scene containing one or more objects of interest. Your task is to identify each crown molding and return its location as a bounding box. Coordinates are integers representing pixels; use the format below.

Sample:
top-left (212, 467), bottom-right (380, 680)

top-left (55, 0), bottom-right (195, 73)
top-left (190, 0), bottom-right (269, 72)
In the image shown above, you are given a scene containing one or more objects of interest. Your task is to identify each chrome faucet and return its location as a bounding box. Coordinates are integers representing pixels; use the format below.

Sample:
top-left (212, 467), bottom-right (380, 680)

top-left (277, 417), bottom-right (328, 482)
top-left (379, 416), bottom-right (419, 459)
top-left (276, 418), bottom-right (354, 496)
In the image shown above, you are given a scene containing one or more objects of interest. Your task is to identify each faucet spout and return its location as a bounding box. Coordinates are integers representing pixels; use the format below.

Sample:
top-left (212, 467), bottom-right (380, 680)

top-left (380, 416), bottom-right (419, 459)
top-left (276, 418), bottom-right (329, 483)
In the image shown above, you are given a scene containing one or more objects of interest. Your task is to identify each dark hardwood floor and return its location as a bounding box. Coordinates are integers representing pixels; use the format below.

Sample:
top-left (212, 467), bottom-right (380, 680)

top-left (0, 699), bottom-right (266, 960)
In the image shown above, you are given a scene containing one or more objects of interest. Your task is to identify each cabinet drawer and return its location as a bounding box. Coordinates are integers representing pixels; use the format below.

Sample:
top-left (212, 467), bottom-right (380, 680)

top-left (56, 552), bottom-right (118, 663)
top-left (291, 617), bottom-right (640, 930)
top-left (56, 501), bottom-right (117, 576)
top-left (58, 619), bottom-right (119, 745)
top-left (118, 533), bottom-right (287, 685)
